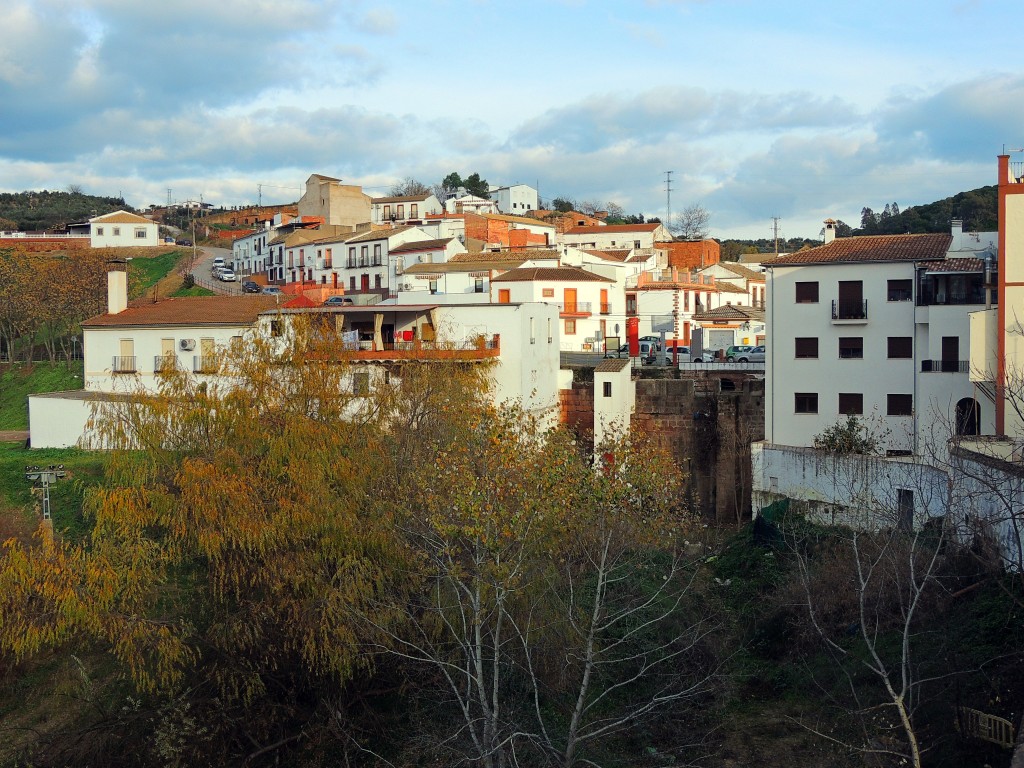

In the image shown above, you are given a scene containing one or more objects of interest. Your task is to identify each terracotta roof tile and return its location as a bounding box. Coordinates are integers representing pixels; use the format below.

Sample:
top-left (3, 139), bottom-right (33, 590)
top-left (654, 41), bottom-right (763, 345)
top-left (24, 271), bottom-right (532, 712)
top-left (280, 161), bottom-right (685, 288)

top-left (492, 266), bottom-right (614, 283)
top-left (918, 258), bottom-right (986, 272)
top-left (769, 234), bottom-right (952, 265)
top-left (371, 193), bottom-right (433, 203)
top-left (595, 358), bottom-right (631, 373)
top-left (83, 296), bottom-right (280, 327)
top-left (449, 251), bottom-right (533, 263)
top-left (718, 262), bottom-right (765, 281)
top-left (481, 213), bottom-right (555, 228)
top-left (390, 238), bottom-right (453, 253)
top-left (91, 210), bottom-right (152, 224)
top-left (346, 226), bottom-right (416, 243)
top-left (693, 305), bottom-right (765, 322)
top-left (565, 223), bottom-right (659, 235)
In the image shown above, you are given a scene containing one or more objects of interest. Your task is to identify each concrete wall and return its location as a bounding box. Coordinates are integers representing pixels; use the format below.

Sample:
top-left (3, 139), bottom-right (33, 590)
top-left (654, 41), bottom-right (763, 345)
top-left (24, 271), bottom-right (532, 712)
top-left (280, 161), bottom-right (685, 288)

top-left (28, 394), bottom-right (99, 449)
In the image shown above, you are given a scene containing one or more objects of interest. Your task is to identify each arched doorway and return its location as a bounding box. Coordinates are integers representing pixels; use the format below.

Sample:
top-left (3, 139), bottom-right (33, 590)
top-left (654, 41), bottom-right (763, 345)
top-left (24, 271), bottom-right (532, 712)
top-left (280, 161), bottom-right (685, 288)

top-left (955, 398), bottom-right (980, 436)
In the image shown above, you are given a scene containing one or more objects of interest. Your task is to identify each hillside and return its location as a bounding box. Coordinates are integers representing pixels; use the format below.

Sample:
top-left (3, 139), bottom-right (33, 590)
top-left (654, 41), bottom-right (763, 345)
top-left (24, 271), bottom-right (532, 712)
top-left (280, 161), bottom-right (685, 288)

top-left (0, 190), bottom-right (129, 232)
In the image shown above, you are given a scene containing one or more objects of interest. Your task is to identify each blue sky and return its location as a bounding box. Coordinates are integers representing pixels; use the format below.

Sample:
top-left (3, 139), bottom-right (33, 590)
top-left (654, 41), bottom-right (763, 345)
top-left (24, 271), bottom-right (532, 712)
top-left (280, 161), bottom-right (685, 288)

top-left (1, 0), bottom-right (1022, 239)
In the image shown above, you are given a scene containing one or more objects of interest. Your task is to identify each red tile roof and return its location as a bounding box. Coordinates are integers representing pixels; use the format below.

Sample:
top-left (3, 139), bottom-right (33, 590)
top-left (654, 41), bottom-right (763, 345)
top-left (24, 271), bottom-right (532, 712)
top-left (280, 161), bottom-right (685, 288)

top-left (390, 238), bottom-right (453, 253)
top-left (769, 234), bottom-right (952, 265)
top-left (492, 266), bottom-right (614, 283)
top-left (83, 296), bottom-right (281, 327)
top-left (565, 223), bottom-right (660, 235)
top-left (371, 193), bottom-right (433, 203)
top-left (918, 258), bottom-right (986, 272)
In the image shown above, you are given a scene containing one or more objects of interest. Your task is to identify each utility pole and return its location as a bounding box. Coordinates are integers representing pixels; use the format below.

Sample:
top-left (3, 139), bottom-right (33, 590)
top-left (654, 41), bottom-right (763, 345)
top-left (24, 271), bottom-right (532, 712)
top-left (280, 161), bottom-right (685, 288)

top-left (771, 216), bottom-right (781, 258)
top-left (167, 188), bottom-right (172, 207)
top-left (664, 171), bottom-right (674, 228)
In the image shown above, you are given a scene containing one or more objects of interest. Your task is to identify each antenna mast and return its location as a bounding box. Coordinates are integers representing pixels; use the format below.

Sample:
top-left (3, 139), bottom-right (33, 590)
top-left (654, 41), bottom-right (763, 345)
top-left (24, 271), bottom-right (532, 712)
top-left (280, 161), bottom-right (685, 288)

top-left (664, 171), bottom-right (673, 227)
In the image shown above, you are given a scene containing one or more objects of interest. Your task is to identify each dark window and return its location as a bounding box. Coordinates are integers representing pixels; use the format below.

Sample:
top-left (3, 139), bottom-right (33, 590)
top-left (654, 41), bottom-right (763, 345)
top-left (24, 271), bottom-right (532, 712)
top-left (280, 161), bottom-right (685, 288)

top-left (888, 337), bottom-right (913, 358)
top-left (888, 279), bottom-right (912, 301)
top-left (270, 320), bottom-right (282, 338)
top-left (603, 381), bottom-right (612, 397)
top-left (839, 337), bottom-right (863, 359)
top-left (839, 393), bottom-right (863, 414)
top-left (887, 394), bottom-right (913, 416)
top-left (795, 392), bottom-right (818, 414)
top-left (474, 278), bottom-right (484, 293)
top-left (795, 281), bottom-right (819, 303)
top-left (795, 337), bottom-right (818, 358)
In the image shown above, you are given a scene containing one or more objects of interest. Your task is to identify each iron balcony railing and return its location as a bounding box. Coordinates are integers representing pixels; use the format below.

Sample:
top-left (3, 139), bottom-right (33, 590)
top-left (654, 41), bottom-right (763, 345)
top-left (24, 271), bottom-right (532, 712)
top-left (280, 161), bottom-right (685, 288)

top-left (112, 355), bottom-right (136, 373)
top-left (915, 288), bottom-right (986, 306)
top-left (832, 299), bottom-right (868, 320)
top-left (921, 359), bottom-right (969, 373)
top-left (193, 355), bottom-right (220, 373)
top-left (599, 302), bottom-right (611, 315)
top-left (154, 355), bottom-right (178, 373)
top-left (557, 301), bottom-right (592, 314)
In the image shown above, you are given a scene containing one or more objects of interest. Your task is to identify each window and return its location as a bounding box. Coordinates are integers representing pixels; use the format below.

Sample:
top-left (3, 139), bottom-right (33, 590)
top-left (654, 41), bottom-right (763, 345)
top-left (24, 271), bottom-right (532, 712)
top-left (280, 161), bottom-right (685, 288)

top-left (838, 337), bottom-right (863, 359)
top-left (684, 291), bottom-right (690, 311)
top-left (542, 288), bottom-right (555, 298)
top-left (887, 394), bottom-right (913, 416)
top-left (603, 381), bottom-right (612, 397)
top-left (887, 279), bottom-right (912, 301)
top-left (375, 274), bottom-right (382, 289)
top-left (626, 294), bottom-right (637, 316)
top-left (795, 337), bottom-right (818, 358)
top-left (353, 372), bottom-right (370, 396)
top-left (795, 392), bottom-right (818, 414)
top-left (565, 319), bottom-right (576, 335)
top-left (373, 244), bottom-right (382, 265)
top-left (397, 204), bottom-right (404, 218)
top-left (888, 337), bottom-right (913, 358)
top-left (270, 320), bottom-right (283, 337)
top-left (112, 227), bottom-right (121, 236)
top-left (324, 248), bottom-right (332, 268)
top-left (429, 280), bottom-right (438, 294)
top-left (349, 276), bottom-right (356, 290)
top-left (348, 247), bottom-right (356, 267)
top-left (96, 226), bottom-right (104, 235)
top-left (360, 246), bottom-right (368, 266)
top-left (795, 281), bottom-right (819, 303)
top-left (839, 393), bottom-right (863, 414)
top-left (135, 227), bottom-right (147, 239)
top-left (410, 203), bottom-right (418, 218)
top-left (474, 278), bottom-right (484, 293)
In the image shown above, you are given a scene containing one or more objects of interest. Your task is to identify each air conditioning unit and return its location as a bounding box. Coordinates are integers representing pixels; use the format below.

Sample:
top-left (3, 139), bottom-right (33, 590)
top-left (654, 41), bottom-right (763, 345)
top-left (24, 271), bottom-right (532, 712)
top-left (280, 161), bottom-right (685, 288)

top-left (402, 281), bottom-right (412, 290)
top-left (394, 257), bottom-right (404, 275)
top-left (179, 339), bottom-right (196, 351)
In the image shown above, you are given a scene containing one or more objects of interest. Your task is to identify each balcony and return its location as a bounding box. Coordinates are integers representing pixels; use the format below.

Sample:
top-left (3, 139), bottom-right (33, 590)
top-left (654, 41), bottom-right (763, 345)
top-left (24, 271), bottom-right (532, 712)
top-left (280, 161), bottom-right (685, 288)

top-left (831, 300), bottom-right (868, 322)
top-left (193, 355), bottom-right (220, 374)
top-left (112, 355), bottom-right (137, 373)
top-left (600, 302), bottom-right (611, 315)
top-left (921, 359), bottom-right (969, 374)
top-left (557, 301), bottom-right (592, 317)
top-left (324, 336), bottom-right (501, 362)
top-left (154, 355), bottom-right (178, 373)
top-left (916, 288), bottom-right (987, 307)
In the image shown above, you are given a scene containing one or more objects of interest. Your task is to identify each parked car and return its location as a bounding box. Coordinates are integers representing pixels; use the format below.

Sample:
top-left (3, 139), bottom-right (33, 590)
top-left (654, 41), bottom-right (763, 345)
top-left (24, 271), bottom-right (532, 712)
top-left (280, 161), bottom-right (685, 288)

top-left (261, 286), bottom-right (283, 295)
top-left (605, 341), bottom-right (657, 362)
top-left (735, 345), bottom-right (765, 363)
top-left (219, 269), bottom-right (237, 282)
top-left (176, 239), bottom-right (193, 247)
top-left (241, 280), bottom-right (261, 294)
top-left (639, 335), bottom-right (663, 351)
top-left (664, 345), bottom-right (690, 364)
top-left (323, 295), bottom-right (354, 306)
top-left (725, 345), bottom-right (755, 362)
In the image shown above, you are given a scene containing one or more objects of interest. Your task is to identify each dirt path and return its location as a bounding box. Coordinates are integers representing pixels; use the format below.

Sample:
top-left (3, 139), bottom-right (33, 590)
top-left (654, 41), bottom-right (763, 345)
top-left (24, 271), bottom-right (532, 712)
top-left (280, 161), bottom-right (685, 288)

top-left (0, 431), bottom-right (29, 443)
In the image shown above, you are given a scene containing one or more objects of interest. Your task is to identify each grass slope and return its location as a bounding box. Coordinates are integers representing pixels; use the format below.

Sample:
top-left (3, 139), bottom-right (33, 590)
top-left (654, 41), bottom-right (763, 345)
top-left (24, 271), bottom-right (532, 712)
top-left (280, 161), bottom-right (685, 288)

top-left (0, 362), bottom-right (83, 430)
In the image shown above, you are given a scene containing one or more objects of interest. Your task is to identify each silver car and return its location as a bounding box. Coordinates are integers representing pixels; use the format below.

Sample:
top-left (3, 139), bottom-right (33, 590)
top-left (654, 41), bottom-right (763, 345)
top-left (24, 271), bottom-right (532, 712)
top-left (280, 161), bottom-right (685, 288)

top-left (735, 345), bottom-right (765, 363)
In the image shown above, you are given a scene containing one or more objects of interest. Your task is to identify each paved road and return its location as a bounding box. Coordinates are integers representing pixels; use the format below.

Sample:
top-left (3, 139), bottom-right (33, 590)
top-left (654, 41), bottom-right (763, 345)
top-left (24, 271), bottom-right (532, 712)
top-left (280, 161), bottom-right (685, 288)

top-left (187, 245), bottom-right (240, 295)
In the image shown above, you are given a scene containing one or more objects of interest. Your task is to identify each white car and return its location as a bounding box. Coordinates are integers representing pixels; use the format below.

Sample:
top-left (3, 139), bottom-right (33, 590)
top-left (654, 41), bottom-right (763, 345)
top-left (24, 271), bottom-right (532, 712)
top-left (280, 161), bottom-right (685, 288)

top-left (219, 269), bottom-right (237, 282)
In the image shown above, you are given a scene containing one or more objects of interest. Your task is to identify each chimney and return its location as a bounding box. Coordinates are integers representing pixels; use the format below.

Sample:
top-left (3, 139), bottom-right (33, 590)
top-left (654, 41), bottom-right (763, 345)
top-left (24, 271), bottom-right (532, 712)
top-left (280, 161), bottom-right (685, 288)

top-left (107, 261), bottom-right (128, 315)
top-left (951, 218), bottom-right (963, 242)
top-left (823, 218), bottom-right (837, 245)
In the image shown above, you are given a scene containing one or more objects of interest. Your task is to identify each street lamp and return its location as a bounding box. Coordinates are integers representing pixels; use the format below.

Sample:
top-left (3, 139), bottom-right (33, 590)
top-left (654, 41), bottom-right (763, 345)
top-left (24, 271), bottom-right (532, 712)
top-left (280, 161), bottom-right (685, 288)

top-left (24, 464), bottom-right (66, 521)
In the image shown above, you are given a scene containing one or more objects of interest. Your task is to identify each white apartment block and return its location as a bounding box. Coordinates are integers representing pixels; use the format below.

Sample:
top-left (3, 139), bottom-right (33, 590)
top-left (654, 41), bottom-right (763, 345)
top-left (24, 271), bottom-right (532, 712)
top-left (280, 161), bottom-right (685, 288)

top-left (488, 183), bottom-right (538, 215)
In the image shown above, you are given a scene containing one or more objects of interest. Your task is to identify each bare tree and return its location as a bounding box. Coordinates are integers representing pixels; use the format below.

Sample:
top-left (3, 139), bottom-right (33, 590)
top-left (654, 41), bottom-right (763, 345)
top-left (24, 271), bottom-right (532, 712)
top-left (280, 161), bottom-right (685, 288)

top-left (388, 177), bottom-right (431, 197)
top-left (669, 203), bottom-right (711, 240)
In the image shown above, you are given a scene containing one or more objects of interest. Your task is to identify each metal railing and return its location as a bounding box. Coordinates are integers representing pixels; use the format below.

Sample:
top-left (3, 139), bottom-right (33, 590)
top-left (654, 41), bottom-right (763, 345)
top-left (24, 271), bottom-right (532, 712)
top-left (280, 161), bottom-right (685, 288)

top-left (921, 359), bottom-right (969, 373)
top-left (600, 302), bottom-right (611, 315)
top-left (193, 355), bottom-right (220, 373)
top-left (557, 301), bottom-right (592, 314)
top-left (154, 355), bottom-right (178, 373)
top-left (832, 299), bottom-right (868, 320)
top-left (112, 355), bottom-right (137, 373)
top-left (916, 289), bottom-right (986, 306)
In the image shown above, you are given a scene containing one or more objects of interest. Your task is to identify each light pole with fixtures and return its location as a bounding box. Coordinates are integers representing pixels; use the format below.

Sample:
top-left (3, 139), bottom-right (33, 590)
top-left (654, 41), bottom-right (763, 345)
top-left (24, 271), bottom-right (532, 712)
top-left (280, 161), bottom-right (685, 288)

top-left (24, 464), bottom-right (66, 523)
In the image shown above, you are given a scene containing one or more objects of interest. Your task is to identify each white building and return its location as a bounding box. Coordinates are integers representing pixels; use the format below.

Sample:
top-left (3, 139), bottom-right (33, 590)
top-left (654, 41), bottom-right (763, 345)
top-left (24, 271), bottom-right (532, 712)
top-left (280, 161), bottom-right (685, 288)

top-left (444, 194), bottom-right (497, 215)
top-left (488, 183), bottom-right (538, 215)
top-left (561, 222), bottom-right (671, 251)
top-left (370, 193), bottom-right (443, 226)
top-left (491, 265), bottom-right (616, 351)
top-left (89, 211), bottom-right (159, 248)
top-left (28, 268), bottom-right (563, 446)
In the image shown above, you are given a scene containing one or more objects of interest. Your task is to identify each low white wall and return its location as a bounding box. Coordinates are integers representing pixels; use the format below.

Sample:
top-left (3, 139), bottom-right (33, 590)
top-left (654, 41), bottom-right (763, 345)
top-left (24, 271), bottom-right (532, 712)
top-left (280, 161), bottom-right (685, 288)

top-left (593, 366), bottom-right (634, 447)
top-left (28, 394), bottom-right (98, 449)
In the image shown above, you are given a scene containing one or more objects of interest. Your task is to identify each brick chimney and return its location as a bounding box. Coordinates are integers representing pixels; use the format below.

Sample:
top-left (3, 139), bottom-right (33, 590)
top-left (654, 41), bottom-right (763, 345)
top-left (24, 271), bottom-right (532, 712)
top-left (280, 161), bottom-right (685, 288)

top-left (107, 262), bottom-right (127, 315)
top-left (823, 218), bottom-right (837, 245)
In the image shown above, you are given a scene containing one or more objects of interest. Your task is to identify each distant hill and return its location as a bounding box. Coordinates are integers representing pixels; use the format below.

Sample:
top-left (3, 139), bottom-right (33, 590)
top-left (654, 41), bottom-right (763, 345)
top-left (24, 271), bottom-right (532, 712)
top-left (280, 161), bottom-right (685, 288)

top-left (0, 190), bottom-right (129, 232)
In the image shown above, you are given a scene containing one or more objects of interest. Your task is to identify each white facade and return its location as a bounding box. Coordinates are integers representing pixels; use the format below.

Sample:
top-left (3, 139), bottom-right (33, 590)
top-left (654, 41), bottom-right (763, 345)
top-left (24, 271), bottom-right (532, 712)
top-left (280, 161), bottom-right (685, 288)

top-left (445, 194), bottom-right (497, 215)
top-left (488, 184), bottom-right (538, 215)
top-left (371, 194), bottom-right (442, 225)
top-left (90, 211), bottom-right (159, 248)
top-left (561, 224), bottom-right (670, 251)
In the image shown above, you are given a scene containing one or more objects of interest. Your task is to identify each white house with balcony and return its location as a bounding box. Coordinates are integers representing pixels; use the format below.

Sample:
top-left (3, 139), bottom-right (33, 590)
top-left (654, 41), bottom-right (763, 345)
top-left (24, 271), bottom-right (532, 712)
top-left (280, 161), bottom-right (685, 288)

top-left (488, 183), bottom-right (538, 215)
top-left (89, 211), bottom-right (159, 248)
top-left (371, 193), bottom-right (443, 226)
top-left (491, 265), bottom-right (616, 351)
top-left (750, 210), bottom-right (1009, 542)
top-left (28, 266), bottom-right (565, 447)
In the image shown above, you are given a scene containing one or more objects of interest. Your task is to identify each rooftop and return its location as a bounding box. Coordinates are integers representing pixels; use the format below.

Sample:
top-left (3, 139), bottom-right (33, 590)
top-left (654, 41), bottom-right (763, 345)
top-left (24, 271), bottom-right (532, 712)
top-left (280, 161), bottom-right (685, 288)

top-left (83, 296), bottom-right (281, 327)
top-left (769, 234), bottom-right (952, 266)
top-left (492, 266), bottom-right (614, 284)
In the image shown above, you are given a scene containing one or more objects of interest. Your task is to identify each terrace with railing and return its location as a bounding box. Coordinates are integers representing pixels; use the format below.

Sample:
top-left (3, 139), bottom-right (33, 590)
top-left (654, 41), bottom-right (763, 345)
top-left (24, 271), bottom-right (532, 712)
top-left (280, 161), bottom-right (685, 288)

top-left (336, 335), bottom-right (501, 362)
top-left (628, 268), bottom-right (717, 290)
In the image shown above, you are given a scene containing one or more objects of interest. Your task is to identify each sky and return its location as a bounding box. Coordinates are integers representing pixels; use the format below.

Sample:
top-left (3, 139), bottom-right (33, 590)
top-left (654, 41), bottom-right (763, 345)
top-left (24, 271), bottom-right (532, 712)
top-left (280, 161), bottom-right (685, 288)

top-left (2, 0), bottom-right (1023, 240)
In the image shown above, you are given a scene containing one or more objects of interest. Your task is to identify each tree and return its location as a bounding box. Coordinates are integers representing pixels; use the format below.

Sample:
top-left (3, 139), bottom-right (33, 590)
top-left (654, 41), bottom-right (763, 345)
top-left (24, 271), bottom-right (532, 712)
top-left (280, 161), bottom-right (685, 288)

top-left (0, 319), bottom-right (494, 763)
top-left (389, 177), bottom-right (430, 197)
top-left (551, 197), bottom-right (576, 213)
top-left (813, 414), bottom-right (887, 455)
top-left (463, 172), bottom-right (490, 199)
top-left (366, 426), bottom-right (718, 768)
top-left (668, 203), bottom-right (710, 240)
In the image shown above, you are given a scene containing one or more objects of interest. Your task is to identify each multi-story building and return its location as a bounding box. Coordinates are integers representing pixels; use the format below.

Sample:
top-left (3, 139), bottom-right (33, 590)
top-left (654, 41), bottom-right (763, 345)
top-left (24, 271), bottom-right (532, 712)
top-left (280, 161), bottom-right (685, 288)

top-left (763, 223), bottom-right (995, 454)
top-left (487, 183), bottom-right (538, 215)
top-left (370, 192), bottom-right (443, 226)
top-left (297, 173), bottom-right (371, 227)
top-left (560, 222), bottom-right (671, 251)
top-left (89, 210), bottom-right (159, 248)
